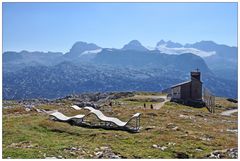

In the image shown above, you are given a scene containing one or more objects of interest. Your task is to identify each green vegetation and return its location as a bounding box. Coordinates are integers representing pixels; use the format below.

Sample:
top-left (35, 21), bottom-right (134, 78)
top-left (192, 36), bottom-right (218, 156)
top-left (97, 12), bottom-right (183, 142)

top-left (2, 93), bottom-right (237, 159)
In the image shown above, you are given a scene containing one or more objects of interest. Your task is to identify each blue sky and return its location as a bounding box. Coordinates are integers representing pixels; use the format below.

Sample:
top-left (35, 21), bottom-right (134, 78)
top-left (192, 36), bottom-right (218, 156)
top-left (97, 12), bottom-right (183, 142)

top-left (3, 2), bottom-right (237, 53)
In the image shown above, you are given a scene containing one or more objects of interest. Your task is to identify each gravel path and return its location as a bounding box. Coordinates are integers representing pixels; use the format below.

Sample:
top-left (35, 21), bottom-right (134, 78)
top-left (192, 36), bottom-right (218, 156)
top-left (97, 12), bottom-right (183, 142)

top-left (221, 109), bottom-right (238, 116)
top-left (153, 96), bottom-right (169, 110)
top-left (133, 95), bottom-right (169, 110)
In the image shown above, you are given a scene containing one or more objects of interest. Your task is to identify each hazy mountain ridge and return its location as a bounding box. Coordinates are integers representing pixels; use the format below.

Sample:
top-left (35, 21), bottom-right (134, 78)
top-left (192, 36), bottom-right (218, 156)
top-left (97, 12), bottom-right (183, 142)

top-left (3, 40), bottom-right (238, 99)
top-left (156, 40), bottom-right (237, 81)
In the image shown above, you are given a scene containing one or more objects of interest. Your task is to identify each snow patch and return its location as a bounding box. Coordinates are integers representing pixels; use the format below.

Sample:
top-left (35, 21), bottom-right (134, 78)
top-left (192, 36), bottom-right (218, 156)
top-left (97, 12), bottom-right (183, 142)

top-left (146, 46), bottom-right (156, 51)
top-left (156, 44), bottom-right (216, 57)
top-left (80, 49), bottom-right (102, 56)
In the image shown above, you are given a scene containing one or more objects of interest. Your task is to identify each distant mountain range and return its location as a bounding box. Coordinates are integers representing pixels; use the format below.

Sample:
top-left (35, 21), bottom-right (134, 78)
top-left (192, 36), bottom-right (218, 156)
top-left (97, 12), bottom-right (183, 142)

top-left (3, 40), bottom-right (237, 99)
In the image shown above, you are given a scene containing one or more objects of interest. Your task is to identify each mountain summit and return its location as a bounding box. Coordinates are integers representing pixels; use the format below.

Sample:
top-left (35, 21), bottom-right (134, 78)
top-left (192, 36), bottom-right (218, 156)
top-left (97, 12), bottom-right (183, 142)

top-left (156, 40), bottom-right (183, 48)
top-left (122, 40), bottom-right (149, 51)
top-left (65, 41), bottom-right (101, 57)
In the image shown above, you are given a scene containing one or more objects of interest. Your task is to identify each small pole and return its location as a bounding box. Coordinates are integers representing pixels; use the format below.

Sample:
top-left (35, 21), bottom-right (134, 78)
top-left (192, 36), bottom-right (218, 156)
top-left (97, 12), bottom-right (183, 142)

top-left (138, 116), bottom-right (140, 130)
top-left (136, 117), bottom-right (137, 130)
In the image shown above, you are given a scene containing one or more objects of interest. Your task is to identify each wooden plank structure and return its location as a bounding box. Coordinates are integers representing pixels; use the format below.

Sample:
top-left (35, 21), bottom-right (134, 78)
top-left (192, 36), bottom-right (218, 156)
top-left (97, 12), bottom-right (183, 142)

top-left (203, 87), bottom-right (215, 113)
top-left (50, 106), bottom-right (142, 132)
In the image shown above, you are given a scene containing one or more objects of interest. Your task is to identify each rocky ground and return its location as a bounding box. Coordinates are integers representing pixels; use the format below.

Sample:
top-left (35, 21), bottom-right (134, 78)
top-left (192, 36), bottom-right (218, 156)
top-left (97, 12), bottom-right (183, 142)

top-left (2, 92), bottom-right (238, 159)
